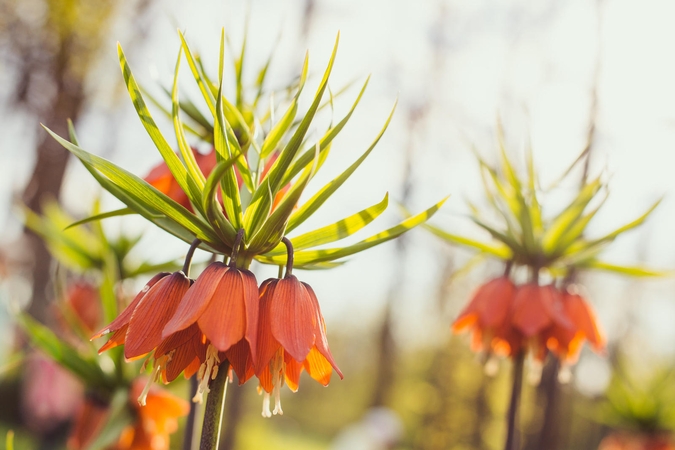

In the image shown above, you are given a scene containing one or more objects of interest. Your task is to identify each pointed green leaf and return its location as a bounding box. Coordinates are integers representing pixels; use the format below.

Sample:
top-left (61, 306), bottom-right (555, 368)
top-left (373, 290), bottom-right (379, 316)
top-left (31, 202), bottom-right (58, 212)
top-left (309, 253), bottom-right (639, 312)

top-left (179, 30), bottom-right (217, 117)
top-left (248, 163), bottom-right (315, 254)
top-left (266, 193), bottom-right (389, 256)
top-left (43, 126), bottom-right (224, 249)
top-left (286, 100), bottom-right (395, 233)
top-left (213, 53), bottom-right (244, 229)
top-left (64, 208), bottom-right (134, 230)
top-left (423, 222), bottom-right (512, 259)
top-left (281, 76), bottom-right (370, 186)
top-left (565, 198), bottom-right (662, 256)
top-left (202, 159), bottom-right (240, 246)
top-left (579, 259), bottom-right (669, 277)
top-left (261, 34), bottom-right (339, 197)
top-left (18, 314), bottom-right (113, 389)
top-left (118, 44), bottom-right (203, 212)
top-left (172, 47), bottom-right (207, 191)
top-left (542, 176), bottom-right (603, 255)
top-left (257, 197), bottom-right (448, 266)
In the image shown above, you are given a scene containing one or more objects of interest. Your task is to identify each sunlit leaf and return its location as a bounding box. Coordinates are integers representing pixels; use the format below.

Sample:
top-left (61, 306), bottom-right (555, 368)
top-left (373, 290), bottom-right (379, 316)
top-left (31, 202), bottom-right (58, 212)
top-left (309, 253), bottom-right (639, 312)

top-left (286, 99), bottom-right (395, 233)
top-left (258, 197), bottom-right (448, 266)
top-left (266, 193), bottom-right (389, 255)
top-left (423, 222), bottom-right (512, 259)
top-left (18, 314), bottom-right (113, 389)
top-left (118, 44), bottom-right (203, 211)
top-left (43, 126), bottom-right (225, 249)
top-left (579, 259), bottom-right (669, 277)
top-left (65, 208), bottom-right (134, 230)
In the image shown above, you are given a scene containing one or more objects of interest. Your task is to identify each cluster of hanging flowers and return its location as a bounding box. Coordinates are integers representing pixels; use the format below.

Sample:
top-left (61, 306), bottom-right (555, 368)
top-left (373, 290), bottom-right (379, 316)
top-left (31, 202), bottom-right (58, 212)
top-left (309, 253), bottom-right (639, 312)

top-left (92, 232), bottom-right (341, 417)
top-left (452, 275), bottom-right (605, 369)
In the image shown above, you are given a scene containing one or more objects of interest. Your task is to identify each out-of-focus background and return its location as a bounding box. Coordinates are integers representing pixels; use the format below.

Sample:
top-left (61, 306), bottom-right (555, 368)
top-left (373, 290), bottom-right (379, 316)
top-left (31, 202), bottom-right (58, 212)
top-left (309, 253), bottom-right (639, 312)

top-left (2, 0), bottom-right (675, 449)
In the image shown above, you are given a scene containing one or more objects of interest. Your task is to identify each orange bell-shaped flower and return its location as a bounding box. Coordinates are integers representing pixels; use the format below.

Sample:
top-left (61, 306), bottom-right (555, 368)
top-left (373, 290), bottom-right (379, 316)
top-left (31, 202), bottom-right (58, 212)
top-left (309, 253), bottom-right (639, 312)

top-left (542, 287), bottom-right (605, 362)
top-left (162, 260), bottom-right (259, 401)
top-left (452, 276), bottom-right (519, 355)
top-left (255, 274), bottom-right (343, 417)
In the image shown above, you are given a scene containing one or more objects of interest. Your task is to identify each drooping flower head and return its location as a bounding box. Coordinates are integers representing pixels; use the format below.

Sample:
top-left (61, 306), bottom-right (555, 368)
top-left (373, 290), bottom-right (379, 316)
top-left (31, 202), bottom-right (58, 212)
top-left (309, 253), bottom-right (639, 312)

top-left (540, 286), bottom-right (605, 363)
top-left (452, 276), bottom-right (518, 356)
top-left (255, 238), bottom-right (343, 417)
top-left (162, 230), bottom-right (259, 402)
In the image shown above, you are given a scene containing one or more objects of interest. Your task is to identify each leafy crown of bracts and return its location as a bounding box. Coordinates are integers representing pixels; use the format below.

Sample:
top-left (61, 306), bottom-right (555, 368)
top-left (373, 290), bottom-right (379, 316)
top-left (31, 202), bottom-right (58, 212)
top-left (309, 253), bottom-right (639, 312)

top-left (425, 124), bottom-right (663, 278)
top-left (43, 29), bottom-right (447, 270)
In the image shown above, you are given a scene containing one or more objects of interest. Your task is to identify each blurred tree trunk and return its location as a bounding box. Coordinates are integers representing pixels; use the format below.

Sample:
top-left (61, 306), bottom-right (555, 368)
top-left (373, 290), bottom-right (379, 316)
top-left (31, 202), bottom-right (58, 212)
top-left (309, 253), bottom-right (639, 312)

top-left (1, 0), bottom-right (155, 324)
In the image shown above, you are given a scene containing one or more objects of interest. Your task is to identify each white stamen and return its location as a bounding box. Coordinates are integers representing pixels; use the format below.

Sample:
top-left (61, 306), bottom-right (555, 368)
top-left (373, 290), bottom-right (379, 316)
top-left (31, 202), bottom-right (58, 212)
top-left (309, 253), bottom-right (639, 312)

top-left (262, 392), bottom-right (272, 418)
top-left (137, 355), bottom-right (170, 406)
top-left (527, 359), bottom-right (543, 386)
top-left (273, 384), bottom-right (283, 416)
top-left (484, 355), bottom-right (499, 377)
top-left (558, 364), bottom-right (573, 384)
top-left (193, 345), bottom-right (220, 404)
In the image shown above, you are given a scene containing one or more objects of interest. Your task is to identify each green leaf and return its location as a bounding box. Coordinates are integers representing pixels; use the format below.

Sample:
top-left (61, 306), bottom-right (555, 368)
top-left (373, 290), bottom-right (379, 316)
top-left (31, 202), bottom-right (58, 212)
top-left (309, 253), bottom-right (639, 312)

top-left (579, 259), bottom-right (669, 277)
top-left (18, 314), bottom-right (113, 389)
top-left (471, 216), bottom-right (525, 256)
top-left (118, 44), bottom-right (203, 212)
top-left (172, 47), bottom-right (207, 192)
top-left (565, 198), bottom-right (662, 257)
top-left (248, 162), bottom-right (315, 254)
top-left (542, 176), bottom-right (603, 255)
top-left (87, 389), bottom-right (134, 450)
top-left (100, 250), bottom-right (120, 324)
top-left (260, 98), bottom-right (298, 159)
top-left (286, 100), bottom-right (396, 233)
top-left (213, 52), bottom-right (244, 230)
top-left (43, 126), bottom-right (225, 250)
top-left (261, 34), bottom-right (339, 197)
top-left (257, 197), bottom-right (448, 266)
top-left (281, 76), bottom-right (370, 186)
top-left (179, 30), bottom-right (217, 117)
top-left (64, 208), bottom-right (134, 230)
top-left (22, 205), bottom-right (103, 270)
top-left (265, 193), bottom-right (389, 255)
top-left (423, 222), bottom-right (512, 259)
top-left (202, 159), bottom-right (239, 246)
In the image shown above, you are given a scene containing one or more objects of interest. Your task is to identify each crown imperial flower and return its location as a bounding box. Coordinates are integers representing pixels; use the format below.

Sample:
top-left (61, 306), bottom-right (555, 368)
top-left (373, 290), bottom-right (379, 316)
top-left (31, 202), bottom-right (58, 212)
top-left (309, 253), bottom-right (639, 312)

top-left (255, 239), bottom-right (343, 417)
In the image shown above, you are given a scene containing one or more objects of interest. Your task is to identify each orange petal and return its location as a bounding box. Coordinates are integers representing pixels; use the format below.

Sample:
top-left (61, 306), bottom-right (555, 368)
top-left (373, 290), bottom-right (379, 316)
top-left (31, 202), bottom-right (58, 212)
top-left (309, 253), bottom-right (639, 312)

top-left (183, 357), bottom-right (201, 379)
top-left (270, 276), bottom-right (316, 362)
top-left (223, 339), bottom-right (255, 384)
top-left (162, 263), bottom-right (228, 338)
top-left (98, 325), bottom-right (128, 353)
top-left (257, 363), bottom-right (274, 393)
top-left (284, 354), bottom-right (303, 392)
top-left (303, 282), bottom-right (343, 379)
top-left (158, 324), bottom-right (202, 382)
top-left (91, 272), bottom-right (169, 340)
top-left (303, 347), bottom-right (333, 386)
top-left (564, 293), bottom-right (605, 351)
top-left (512, 284), bottom-right (552, 337)
top-left (124, 272), bottom-right (191, 359)
top-left (197, 268), bottom-right (252, 352)
top-left (242, 269), bottom-right (259, 363)
top-left (255, 279), bottom-right (282, 375)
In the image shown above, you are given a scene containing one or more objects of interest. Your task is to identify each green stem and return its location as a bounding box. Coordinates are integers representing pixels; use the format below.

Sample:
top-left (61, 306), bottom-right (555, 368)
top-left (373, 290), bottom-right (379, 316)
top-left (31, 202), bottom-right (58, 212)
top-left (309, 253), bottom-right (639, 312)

top-left (199, 361), bottom-right (230, 450)
top-left (182, 376), bottom-right (199, 450)
top-left (504, 352), bottom-right (525, 450)
top-left (182, 238), bottom-right (202, 276)
top-left (282, 237), bottom-right (294, 277)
